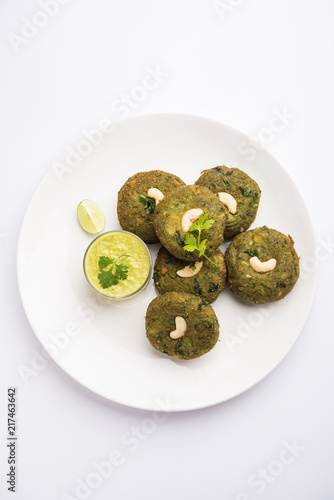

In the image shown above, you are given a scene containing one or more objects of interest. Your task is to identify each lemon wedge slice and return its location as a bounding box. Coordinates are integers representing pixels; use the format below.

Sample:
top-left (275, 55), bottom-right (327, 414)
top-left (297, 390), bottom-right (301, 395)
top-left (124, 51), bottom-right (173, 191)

top-left (77, 200), bottom-right (105, 234)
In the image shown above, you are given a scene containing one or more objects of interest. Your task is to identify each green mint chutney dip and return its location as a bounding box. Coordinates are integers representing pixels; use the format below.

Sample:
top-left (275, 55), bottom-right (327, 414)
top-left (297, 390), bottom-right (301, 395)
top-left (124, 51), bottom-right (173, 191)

top-left (84, 231), bottom-right (151, 299)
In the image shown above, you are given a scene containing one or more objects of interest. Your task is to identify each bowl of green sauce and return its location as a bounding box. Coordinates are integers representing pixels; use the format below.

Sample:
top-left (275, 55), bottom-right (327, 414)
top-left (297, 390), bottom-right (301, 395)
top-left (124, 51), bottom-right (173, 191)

top-left (83, 231), bottom-right (152, 300)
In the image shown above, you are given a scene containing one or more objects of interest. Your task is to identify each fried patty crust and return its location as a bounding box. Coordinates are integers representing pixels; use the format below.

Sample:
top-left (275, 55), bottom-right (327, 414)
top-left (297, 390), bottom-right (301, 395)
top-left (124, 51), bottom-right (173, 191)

top-left (145, 292), bottom-right (220, 359)
top-left (153, 184), bottom-right (226, 261)
top-left (117, 170), bottom-right (185, 243)
top-left (225, 226), bottom-right (300, 304)
top-left (153, 246), bottom-right (226, 303)
top-left (195, 166), bottom-right (261, 239)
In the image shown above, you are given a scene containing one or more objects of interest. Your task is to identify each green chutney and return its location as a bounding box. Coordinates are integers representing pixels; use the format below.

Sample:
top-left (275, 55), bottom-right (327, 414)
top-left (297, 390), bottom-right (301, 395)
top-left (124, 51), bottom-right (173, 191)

top-left (84, 231), bottom-right (151, 298)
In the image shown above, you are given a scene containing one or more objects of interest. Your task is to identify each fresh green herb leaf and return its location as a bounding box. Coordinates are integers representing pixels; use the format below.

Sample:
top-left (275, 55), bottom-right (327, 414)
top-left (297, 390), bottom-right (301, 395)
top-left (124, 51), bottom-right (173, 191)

top-left (189, 262), bottom-right (196, 271)
top-left (189, 213), bottom-right (214, 232)
top-left (97, 254), bottom-right (130, 289)
top-left (98, 255), bottom-right (113, 270)
top-left (115, 262), bottom-right (129, 281)
top-left (201, 219), bottom-right (215, 231)
top-left (188, 220), bottom-right (200, 233)
top-left (182, 213), bottom-right (218, 266)
top-left (140, 194), bottom-right (156, 214)
top-left (200, 217), bottom-right (215, 231)
top-left (183, 233), bottom-right (197, 251)
top-left (198, 239), bottom-right (207, 256)
top-left (244, 249), bottom-right (260, 257)
top-left (183, 244), bottom-right (196, 253)
top-left (98, 269), bottom-right (121, 288)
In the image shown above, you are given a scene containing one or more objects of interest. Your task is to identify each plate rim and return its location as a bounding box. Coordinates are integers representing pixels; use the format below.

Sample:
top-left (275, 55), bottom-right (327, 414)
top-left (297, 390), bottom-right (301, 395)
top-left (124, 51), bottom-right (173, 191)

top-left (16, 111), bottom-right (318, 412)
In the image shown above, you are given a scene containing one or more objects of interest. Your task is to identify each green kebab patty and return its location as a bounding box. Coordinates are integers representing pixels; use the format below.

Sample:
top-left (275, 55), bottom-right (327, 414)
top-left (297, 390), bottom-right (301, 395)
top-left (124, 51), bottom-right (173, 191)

top-left (117, 170), bottom-right (185, 244)
top-left (225, 226), bottom-right (300, 304)
top-left (195, 165), bottom-right (261, 239)
top-left (153, 246), bottom-right (226, 303)
top-left (145, 292), bottom-right (220, 360)
top-left (153, 184), bottom-right (226, 261)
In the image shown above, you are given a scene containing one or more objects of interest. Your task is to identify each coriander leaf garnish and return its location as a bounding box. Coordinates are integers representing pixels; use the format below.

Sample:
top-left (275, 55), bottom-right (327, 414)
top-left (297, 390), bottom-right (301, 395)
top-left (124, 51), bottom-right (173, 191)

top-left (198, 239), bottom-right (207, 256)
top-left (113, 262), bottom-right (129, 281)
top-left (183, 233), bottom-right (197, 252)
top-left (140, 194), bottom-right (155, 214)
top-left (188, 213), bottom-right (215, 233)
top-left (98, 254), bottom-right (130, 289)
top-left (98, 255), bottom-right (113, 270)
top-left (183, 213), bottom-right (218, 266)
top-left (98, 269), bottom-right (120, 288)
top-left (244, 249), bottom-right (260, 257)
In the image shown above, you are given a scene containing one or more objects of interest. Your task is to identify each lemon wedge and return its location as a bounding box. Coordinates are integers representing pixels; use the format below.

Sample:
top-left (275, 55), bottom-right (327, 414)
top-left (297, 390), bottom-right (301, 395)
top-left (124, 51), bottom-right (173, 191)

top-left (77, 200), bottom-right (105, 234)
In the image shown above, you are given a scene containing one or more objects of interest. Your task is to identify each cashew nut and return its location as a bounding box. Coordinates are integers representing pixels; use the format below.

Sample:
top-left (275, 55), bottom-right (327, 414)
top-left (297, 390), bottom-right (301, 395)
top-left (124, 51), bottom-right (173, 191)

top-left (147, 188), bottom-right (164, 205)
top-left (181, 208), bottom-right (203, 232)
top-left (176, 261), bottom-right (203, 277)
top-left (249, 256), bottom-right (277, 273)
top-left (218, 192), bottom-right (237, 214)
top-left (170, 316), bottom-right (187, 339)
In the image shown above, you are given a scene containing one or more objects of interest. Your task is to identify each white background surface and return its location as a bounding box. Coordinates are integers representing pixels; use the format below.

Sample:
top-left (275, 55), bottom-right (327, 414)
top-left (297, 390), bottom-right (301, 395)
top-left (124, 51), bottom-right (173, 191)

top-left (1, 1), bottom-right (333, 499)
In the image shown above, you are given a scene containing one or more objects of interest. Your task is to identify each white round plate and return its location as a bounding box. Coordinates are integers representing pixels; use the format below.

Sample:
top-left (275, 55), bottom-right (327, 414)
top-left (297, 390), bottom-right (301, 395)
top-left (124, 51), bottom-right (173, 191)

top-left (17, 113), bottom-right (317, 412)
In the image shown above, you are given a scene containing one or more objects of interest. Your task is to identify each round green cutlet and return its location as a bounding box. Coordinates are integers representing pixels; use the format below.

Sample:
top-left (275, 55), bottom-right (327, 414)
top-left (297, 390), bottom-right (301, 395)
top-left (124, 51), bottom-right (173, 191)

top-left (117, 170), bottom-right (185, 244)
top-left (145, 292), bottom-right (220, 360)
top-left (153, 246), bottom-right (226, 303)
top-left (195, 166), bottom-right (261, 239)
top-left (225, 226), bottom-right (300, 304)
top-left (153, 184), bottom-right (226, 261)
